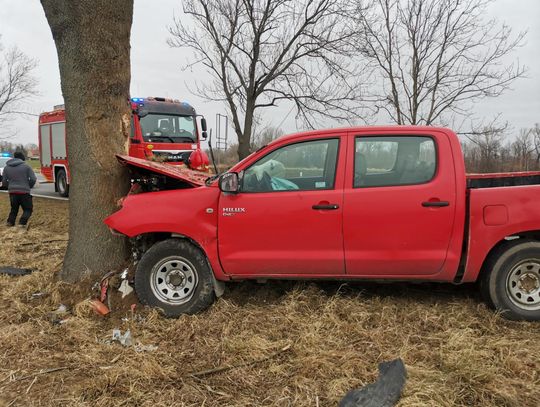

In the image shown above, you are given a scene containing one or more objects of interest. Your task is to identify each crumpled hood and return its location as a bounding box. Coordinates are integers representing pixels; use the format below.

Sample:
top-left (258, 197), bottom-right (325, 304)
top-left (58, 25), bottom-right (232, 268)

top-left (116, 155), bottom-right (207, 187)
top-left (7, 158), bottom-right (24, 167)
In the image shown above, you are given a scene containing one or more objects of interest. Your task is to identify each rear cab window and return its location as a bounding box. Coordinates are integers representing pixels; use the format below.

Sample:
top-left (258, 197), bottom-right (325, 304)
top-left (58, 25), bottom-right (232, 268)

top-left (354, 136), bottom-right (437, 187)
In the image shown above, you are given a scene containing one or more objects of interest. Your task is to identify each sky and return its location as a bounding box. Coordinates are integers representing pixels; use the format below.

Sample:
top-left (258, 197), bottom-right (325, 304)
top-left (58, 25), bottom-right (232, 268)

top-left (0, 0), bottom-right (539, 146)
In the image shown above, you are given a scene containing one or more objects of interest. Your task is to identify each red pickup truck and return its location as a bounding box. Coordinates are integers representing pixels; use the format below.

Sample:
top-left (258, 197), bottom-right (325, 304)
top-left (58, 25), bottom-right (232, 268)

top-left (105, 126), bottom-right (540, 321)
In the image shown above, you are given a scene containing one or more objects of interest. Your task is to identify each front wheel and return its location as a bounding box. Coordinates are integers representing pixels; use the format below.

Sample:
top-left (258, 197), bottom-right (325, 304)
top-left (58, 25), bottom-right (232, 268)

top-left (135, 239), bottom-right (215, 317)
top-left (482, 240), bottom-right (540, 321)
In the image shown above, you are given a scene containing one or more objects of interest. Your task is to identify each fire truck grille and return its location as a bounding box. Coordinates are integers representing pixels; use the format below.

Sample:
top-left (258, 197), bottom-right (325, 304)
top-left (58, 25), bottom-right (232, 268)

top-left (152, 151), bottom-right (191, 163)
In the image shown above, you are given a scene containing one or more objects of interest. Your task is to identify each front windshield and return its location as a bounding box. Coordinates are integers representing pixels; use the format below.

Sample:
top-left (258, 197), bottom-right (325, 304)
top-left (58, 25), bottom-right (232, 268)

top-left (140, 113), bottom-right (196, 143)
top-left (0, 158), bottom-right (9, 167)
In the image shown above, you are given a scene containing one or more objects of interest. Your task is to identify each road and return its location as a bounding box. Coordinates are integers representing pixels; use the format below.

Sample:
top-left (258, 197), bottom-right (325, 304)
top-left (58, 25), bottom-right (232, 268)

top-left (0, 174), bottom-right (68, 201)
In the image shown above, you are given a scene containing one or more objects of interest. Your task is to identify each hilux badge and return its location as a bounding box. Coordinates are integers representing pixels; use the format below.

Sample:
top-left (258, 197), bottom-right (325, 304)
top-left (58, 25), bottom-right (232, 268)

top-left (222, 207), bottom-right (246, 216)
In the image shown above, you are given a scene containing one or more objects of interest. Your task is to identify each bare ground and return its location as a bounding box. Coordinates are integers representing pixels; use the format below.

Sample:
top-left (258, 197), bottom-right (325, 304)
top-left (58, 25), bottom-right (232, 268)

top-left (0, 195), bottom-right (539, 406)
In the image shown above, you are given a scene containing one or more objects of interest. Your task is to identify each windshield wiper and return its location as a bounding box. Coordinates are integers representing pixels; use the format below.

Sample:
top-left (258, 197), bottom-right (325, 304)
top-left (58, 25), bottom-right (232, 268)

top-left (174, 136), bottom-right (196, 142)
top-left (149, 136), bottom-right (175, 143)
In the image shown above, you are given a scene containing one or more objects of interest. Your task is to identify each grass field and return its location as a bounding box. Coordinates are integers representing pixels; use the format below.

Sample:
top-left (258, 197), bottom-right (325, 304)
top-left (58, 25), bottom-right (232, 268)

top-left (27, 159), bottom-right (41, 171)
top-left (0, 195), bottom-right (539, 406)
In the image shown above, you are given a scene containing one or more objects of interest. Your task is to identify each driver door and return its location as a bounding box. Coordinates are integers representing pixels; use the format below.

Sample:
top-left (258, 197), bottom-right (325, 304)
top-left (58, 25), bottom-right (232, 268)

top-left (218, 137), bottom-right (346, 277)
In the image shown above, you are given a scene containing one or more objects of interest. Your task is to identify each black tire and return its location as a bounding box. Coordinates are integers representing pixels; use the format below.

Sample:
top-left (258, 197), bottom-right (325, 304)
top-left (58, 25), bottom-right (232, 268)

top-left (481, 239), bottom-right (540, 321)
top-left (55, 169), bottom-right (69, 197)
top-left (135, 239), bottom-right (215, 317)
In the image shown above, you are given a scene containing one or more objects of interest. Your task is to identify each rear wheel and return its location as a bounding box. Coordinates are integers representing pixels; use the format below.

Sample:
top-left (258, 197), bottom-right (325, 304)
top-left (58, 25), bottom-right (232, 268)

top-left (55, 169), bottom-right (69, 197)
top-left (482, 240), bottom-right (540, 321)
top-left (135, 239), bottom-right (215, 317)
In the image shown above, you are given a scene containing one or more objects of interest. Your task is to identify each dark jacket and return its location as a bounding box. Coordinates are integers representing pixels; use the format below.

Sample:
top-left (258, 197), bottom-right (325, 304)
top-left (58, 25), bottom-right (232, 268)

top-left (1, 158), bottom-right (37, 194)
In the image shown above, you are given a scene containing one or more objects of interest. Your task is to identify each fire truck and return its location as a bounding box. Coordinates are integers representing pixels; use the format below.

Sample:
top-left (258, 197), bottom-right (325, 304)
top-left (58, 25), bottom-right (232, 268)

top-left (38, 97), bottom-right (209, 196)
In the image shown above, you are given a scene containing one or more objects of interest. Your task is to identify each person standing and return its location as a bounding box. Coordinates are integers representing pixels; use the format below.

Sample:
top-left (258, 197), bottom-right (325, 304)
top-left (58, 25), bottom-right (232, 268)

top-left (1, 152), bottom-right (37, 228)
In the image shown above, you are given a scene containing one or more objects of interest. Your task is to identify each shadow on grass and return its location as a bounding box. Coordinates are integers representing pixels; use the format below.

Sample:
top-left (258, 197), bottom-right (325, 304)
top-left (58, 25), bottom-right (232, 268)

top-left (224, 279), bottom-right (481, 307)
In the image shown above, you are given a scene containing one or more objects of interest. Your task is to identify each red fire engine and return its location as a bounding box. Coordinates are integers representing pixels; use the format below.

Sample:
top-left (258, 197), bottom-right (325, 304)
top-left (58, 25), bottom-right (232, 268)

top-left (38, 97), bottom-right (209, 196)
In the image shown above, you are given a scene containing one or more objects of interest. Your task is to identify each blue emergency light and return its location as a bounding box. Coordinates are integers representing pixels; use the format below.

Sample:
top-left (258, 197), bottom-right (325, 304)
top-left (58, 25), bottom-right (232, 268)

top-left (1, 152), bottom-right (11, 157)
top-left (131, 97), bottom-right (144, 103)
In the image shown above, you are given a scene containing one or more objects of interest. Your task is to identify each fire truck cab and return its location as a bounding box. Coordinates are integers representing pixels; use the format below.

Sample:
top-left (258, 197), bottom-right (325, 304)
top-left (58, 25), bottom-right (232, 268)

top-left (38, 97), bottom-right (209, 197)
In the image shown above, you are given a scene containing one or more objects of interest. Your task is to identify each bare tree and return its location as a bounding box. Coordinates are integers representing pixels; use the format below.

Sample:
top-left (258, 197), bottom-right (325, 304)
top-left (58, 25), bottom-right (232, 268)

top-left (531, 124), bottom-right (540, 169)
top-left (0, 37), bottom-right (38, 138)
top-left (41, 1), bottom-right (133, 282)
top-left (460, 124), bottom-right (540, 173)
top-left (24, 142), bottom-right (38, 151)
top-left (251, 125), bottom-right (283, 150)
top-left (355, 0), bottom-right (526, 125)
top-left (512, 128), bottom-right (534, 171)
top-left (462, 126), bottom-right (504, 173)
top-left (169, 0), bottom-right (363, 160)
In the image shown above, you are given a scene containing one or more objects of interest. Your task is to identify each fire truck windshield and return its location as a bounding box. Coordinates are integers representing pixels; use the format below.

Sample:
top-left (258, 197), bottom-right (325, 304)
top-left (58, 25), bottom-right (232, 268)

top-left (140, 113), bottom-right (196, 143)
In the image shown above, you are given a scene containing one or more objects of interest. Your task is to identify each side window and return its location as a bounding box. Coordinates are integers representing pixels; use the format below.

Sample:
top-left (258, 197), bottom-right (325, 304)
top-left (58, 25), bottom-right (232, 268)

top-left (354, 136), bottom-right (436, 187)
top-left (242, 138), bottom-right (339, 192)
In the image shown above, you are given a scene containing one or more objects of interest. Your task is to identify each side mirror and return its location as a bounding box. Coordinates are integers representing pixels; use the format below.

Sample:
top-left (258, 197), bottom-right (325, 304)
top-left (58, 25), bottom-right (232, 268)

top-left (219, 172), bottom-right (240, 193)
top-left (201, 117), bottom-right (208, 140)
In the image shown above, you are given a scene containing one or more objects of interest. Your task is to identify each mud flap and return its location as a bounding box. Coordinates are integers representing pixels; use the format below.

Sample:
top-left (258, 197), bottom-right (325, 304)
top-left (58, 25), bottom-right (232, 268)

top-left (212, 275), bottom-right (225, 297)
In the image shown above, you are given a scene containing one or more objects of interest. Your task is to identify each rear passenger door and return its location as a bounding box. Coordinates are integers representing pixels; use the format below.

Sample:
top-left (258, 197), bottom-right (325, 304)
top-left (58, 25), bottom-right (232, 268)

top-left (343, 132), bottom-right (456, 276)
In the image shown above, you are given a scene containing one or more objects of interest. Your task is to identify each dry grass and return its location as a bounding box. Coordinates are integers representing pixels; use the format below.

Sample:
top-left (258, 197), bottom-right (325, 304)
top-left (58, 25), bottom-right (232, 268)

top-left (0, 195), bottom-right (539, 406)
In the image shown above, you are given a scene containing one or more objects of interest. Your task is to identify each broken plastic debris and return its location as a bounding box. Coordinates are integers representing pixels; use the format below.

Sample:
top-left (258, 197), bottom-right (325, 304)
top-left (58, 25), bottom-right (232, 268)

top-left (55, 304), bottom-right (68, 313)
top-left (54, 318), bottom-right (70, 325)
top-left (90, 299), bottom-right (110, 316)
top-left (112, 329), bottom-right (132, 347)
top-left (134, 343), bottom-right (158, 353)
top-left (100, 279), bottom-right (109, 302)
top-left (118, 279), bottom-right (134, 298)
top-left (339, 359), bottom-right (407, 407)
top-left (0, 266), bottom-right (32, 276)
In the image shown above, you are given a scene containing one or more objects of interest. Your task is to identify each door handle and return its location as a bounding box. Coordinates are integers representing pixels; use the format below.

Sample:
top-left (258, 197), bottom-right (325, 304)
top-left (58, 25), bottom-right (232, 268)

top-left (422, 201), bottom-right (449, 207)
top-left (312, 203), bottom-right (339, 210)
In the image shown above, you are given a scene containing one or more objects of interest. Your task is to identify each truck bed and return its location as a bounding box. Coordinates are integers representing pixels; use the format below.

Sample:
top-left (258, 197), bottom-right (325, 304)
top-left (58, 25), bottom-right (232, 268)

top-left (467, 171), bottom-right (540, 188)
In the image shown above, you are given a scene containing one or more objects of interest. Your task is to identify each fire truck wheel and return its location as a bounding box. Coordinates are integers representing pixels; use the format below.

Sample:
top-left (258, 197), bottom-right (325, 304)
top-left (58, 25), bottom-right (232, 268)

top-left (482, 239), bottom-right (540, 321)
top-left (135, 238), bottom-right (215, 317)
top-left (56, 169), bottom-right (69, 197)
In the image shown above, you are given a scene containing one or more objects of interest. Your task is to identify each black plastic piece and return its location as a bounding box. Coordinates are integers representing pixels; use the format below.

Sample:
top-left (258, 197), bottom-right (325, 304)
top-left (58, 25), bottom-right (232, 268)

top-left (467, 174), bottom-right (540, 188)
top-left (339, 358), bottom-right (407, 407)
top-left (312, 204), bottom-right (339, 210)
top-left (0, 267), bottom-right (33, 276)
top-left (422, 201), bottom-right (449, 207)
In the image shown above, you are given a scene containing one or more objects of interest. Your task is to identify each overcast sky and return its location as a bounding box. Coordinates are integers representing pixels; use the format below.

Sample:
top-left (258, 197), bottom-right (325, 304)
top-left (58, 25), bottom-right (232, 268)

top-left (0, 0), bottom-right (539, 146)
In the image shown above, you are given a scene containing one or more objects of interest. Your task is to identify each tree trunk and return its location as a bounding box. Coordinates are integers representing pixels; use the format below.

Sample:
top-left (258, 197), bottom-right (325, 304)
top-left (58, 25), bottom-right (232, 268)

top-left (41, 0), bottom-right (133, 282)
top-left (237, 105), bottom-right (255, 161)
top-left (237, 131), bottom-right (252, 161)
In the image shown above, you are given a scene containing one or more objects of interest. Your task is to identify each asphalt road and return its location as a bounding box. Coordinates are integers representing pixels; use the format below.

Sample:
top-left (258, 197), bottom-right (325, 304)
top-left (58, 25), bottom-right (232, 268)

top-left (0, 174), bottom-right (68, 201)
